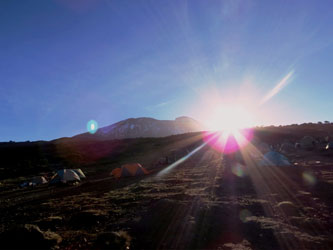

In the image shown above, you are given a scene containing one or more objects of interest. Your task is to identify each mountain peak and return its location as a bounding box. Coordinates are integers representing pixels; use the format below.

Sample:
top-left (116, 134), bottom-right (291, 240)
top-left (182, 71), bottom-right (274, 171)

top-left (175, 116), bottom-right (194, 121)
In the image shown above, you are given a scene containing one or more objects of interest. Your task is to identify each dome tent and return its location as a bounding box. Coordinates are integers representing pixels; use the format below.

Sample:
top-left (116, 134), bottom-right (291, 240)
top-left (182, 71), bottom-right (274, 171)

top-left (259, 151), bottom-right (291, 167)
top-left (50, 169), bottom-right (81, 184)
top-left (300, 136), bottom-right (316, 150)
top-left (111, 163), bottom-right (149, 178)
top-left (73, 169), bottom-right (86, 179)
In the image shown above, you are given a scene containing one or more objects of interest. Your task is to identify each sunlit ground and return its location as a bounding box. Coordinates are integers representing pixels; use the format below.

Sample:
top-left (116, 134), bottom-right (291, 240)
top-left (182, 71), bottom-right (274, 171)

top-left (155, 122), bottom-right (329, 248)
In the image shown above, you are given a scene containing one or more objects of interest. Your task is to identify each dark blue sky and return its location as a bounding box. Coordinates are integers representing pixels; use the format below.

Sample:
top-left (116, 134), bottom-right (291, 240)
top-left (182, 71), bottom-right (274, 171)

top-left (1, 0), bottom-right (333, 141)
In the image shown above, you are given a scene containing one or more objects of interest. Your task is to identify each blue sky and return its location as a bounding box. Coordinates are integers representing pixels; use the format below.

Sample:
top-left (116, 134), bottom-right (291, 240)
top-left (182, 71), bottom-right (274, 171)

top-left (1, 0), bottom-right (333, 141)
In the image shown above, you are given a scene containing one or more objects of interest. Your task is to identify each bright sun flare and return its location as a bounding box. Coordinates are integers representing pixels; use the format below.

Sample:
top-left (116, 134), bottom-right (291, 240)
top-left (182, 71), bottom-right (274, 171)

top-left (207, 104), bottom-right (255, 131)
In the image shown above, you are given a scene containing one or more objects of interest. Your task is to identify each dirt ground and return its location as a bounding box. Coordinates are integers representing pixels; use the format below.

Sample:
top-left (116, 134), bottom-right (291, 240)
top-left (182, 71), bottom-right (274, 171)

top-left (1, 146), bottom-right (333, 250)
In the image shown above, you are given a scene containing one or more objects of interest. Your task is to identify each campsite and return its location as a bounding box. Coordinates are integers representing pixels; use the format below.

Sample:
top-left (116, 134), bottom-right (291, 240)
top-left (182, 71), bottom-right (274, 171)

top-left (1, 1), bottom-right (333, 249)
top-left (1, 124), bottom-right (333, 249)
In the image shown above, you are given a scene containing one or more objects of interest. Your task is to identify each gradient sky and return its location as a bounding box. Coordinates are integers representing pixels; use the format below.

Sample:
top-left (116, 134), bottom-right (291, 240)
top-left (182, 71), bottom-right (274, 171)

top-left (1, 0), bottom-right (333, 141)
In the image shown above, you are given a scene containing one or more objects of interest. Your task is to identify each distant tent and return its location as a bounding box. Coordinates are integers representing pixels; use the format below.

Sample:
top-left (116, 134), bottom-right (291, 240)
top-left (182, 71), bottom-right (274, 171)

top-left (50, 169), bottom-right (81, 184)
top-left (31, 176), bottom-right (48, 185)
top-left (73, 169), bottom-right (86, 179)
top-left (20, 176), bottom-right (47, 188)
top-left (280, 142), bottom-right (295, 153)
top-left (300, 136), bottom-right (316, 150)
top-left (111, 163), bottom-right (149, 178)
top-left (259, 151), bottom-right (291, 167)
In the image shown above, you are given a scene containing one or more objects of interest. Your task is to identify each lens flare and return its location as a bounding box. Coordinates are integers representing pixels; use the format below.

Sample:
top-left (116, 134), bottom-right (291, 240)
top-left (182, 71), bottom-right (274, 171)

top-left (203, 128), bottom-right (253, 154)
top-left (87, 120), bottom-right (98, 134)
top-left (302, 171), bottom-right (316, 186)
top-left (239, 209), bottom-right (252, 222)
top-left (260, 70), bottom-right (294, 105)
top-left (232, 163), bottom-right (245, 177)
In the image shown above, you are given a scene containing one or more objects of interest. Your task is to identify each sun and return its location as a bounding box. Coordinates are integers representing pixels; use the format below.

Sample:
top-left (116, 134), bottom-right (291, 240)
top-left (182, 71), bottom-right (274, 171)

top-left (206, 104), bottom-right (255, 131)
top-left (203, 104), bottom-right (255, 154)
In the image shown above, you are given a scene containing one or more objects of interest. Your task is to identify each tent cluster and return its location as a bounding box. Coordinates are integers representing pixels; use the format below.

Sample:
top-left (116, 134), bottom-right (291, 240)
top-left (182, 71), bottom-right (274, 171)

top-left (245, 134), bottom-right (333, 167)
top-left (299, 136), bottom-right (316, 151)
top-left (20, 169), bottom-right (86, 187)
top-left (293, 135), bottom-right (333, 152)
top-left (111, 163), bottom-right (149, 178)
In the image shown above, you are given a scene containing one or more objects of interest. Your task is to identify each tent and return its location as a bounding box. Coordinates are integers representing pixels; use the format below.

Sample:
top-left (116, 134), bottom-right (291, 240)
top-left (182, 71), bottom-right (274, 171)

top-left (73, 169), bottom-right (86, 179)
top-left (259, 151), bottom-right (291, 167)
top-left (111, 163), bottom-right (149, 178)
top-left (31, 176), bottom-right (48, 185)
top-left (50, 169), bottom-right (81, 184)
top-left (300, 136), bottom-right (316, 150)
top-left (280, 142), bottom-right (295, 153)
top-left (20, 176), bottom-right (47, 188)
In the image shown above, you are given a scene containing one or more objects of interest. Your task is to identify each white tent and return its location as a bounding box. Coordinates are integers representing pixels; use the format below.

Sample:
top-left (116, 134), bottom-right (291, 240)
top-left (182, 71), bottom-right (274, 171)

top-left (259, 151), bottom-right (291, 167)
top-left (50, 169), bottom-right (80, 184)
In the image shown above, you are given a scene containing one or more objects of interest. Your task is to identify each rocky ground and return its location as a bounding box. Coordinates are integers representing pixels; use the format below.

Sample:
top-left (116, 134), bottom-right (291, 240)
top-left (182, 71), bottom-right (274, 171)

top-left (1, 145), bottom-right (333, 249)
